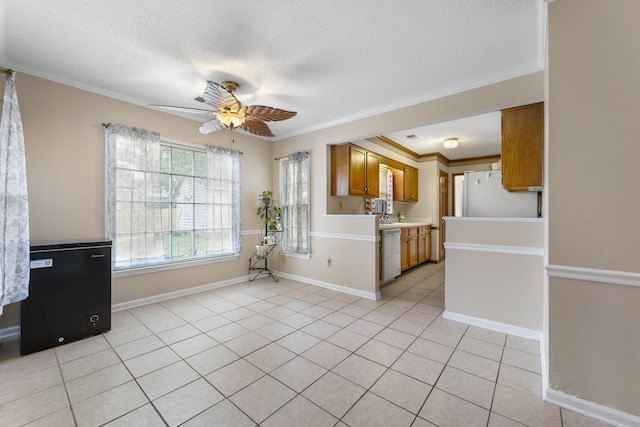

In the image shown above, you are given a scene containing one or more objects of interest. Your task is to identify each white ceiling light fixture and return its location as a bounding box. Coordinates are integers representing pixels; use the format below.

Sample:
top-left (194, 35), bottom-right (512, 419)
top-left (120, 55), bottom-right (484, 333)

top-left (443, 138), bottom-right (458, 149)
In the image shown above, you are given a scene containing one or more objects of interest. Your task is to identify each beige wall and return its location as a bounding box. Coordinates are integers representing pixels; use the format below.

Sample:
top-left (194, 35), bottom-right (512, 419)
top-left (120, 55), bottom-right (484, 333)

top-left (0, 68), bottom-right (543, 331)
top-left (547, 0), bottom-right (640, 417)
top-left (0, 74), bottom-right (274, 328)
top-left (445, 218), bottom-right (544, 332)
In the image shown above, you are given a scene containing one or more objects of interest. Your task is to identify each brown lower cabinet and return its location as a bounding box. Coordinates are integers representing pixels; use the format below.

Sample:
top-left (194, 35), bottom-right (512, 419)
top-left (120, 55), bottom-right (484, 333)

top-left (401, 225), bottom-right (431, 271)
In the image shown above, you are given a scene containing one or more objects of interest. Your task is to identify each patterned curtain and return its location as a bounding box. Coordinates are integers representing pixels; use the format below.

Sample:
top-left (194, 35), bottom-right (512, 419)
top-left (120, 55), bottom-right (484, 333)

top-left (205, 145), bottom-right (242, 254)
top-left (386, 169), bottom-right (394, 215)
top-left (105, 123), bottom-right (165, 269)
top-left (282, 151), bottom-right (310, 254)
top-left (0, 72), bottom-right (30, 315)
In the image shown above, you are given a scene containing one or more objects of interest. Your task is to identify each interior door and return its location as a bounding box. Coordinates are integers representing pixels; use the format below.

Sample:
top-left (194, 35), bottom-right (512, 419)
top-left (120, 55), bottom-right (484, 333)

top-left (439, 170), bottom-right (449, 261)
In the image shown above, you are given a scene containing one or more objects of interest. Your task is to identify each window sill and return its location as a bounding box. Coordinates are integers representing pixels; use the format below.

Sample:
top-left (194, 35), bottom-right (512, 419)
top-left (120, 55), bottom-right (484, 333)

top-left (112, 254), bottom-right (240, 278)
top-left (280, 251), bottom-right (311, 260)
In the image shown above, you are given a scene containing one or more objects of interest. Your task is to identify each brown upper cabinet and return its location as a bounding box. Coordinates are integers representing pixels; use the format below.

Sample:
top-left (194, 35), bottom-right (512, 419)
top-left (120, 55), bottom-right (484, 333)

top-left (501, 102), bottom-right (544, 191)
top-left (331, 143), bottom-right (379, 198)
top-left (392, 164), bottom-right (419, 202)
top-left (403, 165), bottom-right (419, 202)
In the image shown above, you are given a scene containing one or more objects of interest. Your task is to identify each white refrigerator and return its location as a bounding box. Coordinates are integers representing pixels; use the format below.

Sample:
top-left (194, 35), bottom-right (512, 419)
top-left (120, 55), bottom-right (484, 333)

top-left (463, 170), bottom-right (539, 218)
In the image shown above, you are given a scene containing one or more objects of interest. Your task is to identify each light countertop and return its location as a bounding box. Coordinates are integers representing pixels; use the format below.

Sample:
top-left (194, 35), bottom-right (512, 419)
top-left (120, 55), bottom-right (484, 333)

top-left (379, 222), bottom-right (432, 230)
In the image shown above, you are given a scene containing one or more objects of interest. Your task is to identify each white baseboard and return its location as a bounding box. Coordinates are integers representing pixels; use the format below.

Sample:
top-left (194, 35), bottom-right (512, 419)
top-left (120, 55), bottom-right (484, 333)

top-left (443, 310), bottom-right (543, 341)
top-left (111, 275), bottom-right (251, 312)
top-left (113, 270), bottom-right (379, 312)
top-left (540, 336), bottom-right (548, 400)
top-left (545, 388), bottom-right (640, 427)
top-left (4, 273), bottom-right (379, 338)
top-left (274, 270), bottom-right (380, 301)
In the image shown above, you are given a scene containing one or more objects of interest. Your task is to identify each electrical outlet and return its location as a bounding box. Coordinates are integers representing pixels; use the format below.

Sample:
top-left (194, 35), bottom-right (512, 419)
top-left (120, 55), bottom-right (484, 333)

top-left (327, 257), bottom-right (332, 267)
top-left (338, 202), bottom-right (343, 211)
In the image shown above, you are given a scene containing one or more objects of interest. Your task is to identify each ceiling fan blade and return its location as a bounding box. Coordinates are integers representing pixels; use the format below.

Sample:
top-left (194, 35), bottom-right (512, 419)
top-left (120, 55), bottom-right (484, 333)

top-left (241, 118), bottom-right (274, 137)
top-left (150, 104), bottom-right (214, 115)
top-left (202, 81), bottom-right (241, 111)
top-left (245, 105), bottom-right (297, 122)
top-left (199, 118), bottom-right (225, 134)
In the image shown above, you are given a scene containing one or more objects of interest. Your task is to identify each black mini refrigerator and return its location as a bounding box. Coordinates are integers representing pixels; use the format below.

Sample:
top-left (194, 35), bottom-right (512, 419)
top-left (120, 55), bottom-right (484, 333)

top-left (21, 239), bottom-right (112, 355)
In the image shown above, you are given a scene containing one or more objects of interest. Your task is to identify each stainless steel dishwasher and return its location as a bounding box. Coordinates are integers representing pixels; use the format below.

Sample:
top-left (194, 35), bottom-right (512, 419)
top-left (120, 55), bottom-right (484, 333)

top-left (381, 228), bottom-right (401, 282)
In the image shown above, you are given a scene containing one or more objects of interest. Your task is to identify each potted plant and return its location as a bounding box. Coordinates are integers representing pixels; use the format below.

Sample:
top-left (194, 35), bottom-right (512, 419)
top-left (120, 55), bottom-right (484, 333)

top-left (257, 190), bottom-right (282, 233)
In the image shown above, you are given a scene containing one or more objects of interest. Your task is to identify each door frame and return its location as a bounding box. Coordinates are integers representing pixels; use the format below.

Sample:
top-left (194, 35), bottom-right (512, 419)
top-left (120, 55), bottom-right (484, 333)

top-left (452, 172), bottom-right (465, 217)
top-left (438, 169), bottom-right (449, 262)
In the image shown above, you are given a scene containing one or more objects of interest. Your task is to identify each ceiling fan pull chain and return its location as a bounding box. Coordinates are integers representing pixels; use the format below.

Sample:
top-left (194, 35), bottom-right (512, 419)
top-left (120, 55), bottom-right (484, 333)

top-left (229, 127), bottom-right (235, 149)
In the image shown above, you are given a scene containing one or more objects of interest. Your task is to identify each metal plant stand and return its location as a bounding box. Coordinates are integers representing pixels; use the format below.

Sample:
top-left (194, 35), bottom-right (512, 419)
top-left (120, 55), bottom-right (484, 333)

top-left (248, 195), bottom-right (281, 282)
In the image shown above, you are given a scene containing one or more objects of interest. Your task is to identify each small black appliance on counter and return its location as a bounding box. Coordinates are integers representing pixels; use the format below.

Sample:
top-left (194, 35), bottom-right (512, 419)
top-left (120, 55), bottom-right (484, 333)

top-left (20, 239), bottom-right (112, 355)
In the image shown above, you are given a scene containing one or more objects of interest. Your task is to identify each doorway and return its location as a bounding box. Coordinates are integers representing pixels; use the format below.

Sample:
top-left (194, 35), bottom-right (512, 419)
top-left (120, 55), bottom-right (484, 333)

top-left (452, 173), bottom-right (464, 217)
top-left (438, 170), bottom-right (449, 261)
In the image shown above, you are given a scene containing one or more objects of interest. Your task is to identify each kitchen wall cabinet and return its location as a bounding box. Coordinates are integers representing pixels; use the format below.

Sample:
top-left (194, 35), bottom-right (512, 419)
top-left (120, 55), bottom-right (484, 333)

top-left (331, 144), bottom-right (379, 198)
top-left (501, 102), bottom-right (544, 191)
top-left (404, 166), bottom-right (419, 202)
top-left (393, 165), bottom-right (419, 202)
top-left (400, 225), bottom-right (431, 271)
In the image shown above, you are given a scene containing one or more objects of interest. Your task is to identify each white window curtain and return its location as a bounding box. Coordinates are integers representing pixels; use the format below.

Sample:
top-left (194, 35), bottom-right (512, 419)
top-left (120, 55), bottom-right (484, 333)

top-left (281, 151), bottom-right (310, 254)
top-left (105, 124), bottom-right (165, 269)
top-left (0, 72), bottom-right (30, 314)
top-left (205, 145), bottom-right (241, 255)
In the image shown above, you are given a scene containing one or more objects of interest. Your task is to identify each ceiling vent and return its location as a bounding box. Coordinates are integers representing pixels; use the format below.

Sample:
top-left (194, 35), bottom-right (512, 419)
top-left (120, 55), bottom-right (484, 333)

top-left (405, 134), bottom-right (419, 140)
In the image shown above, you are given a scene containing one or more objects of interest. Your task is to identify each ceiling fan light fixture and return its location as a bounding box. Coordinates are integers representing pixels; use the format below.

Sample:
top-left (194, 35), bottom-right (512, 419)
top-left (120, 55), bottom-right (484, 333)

top-left (216, 110), bottom-right (247, 129)
top-left (443, 138), bottom-right (458, 149)
top-left (152, 80), bottom-right (296, 137)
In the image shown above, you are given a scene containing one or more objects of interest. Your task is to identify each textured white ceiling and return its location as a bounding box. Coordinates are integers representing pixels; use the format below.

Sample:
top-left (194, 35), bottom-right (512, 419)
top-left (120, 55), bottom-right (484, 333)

top-left (383, 111), bottom-right (502, 160)
top-left (0, 0), bottom-right (545, 156)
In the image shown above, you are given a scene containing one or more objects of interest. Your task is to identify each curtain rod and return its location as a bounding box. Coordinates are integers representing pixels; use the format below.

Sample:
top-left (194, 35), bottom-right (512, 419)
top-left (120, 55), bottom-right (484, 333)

top-left (0, 67), bottom-right (15, 76)
top-left (103, 123), bottom-right (243, 154)
top-left (275, 151), bottom-right (310, 161)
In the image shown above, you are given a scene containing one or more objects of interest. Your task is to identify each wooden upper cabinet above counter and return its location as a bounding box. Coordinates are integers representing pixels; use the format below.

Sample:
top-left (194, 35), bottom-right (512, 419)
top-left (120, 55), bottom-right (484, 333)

top-left (331, 143), bottom-right (379, 198)
top-left (501, 102), bottom-right (544, 192)
top-left (391, 164), bottom-right (418, 202)
top-left (331, 143), bottom-right (418, 202)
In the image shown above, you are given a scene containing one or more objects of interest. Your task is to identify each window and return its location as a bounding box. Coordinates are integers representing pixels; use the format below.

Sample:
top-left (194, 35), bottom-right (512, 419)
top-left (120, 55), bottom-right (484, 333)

top-left (280, 152), bottom-right (310, 255)
top-left (105, 124), bottom-right (241, 271)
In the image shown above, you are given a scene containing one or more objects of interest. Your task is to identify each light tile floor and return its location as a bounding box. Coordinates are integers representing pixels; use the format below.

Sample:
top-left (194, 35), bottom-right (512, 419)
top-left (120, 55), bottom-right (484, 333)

top-left (0, 262), bottom-right (613, 426)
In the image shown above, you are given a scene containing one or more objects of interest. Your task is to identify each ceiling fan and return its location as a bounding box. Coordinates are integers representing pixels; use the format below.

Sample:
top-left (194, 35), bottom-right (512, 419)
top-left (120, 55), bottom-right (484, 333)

top-left (152, 81), bottom-right (296, 137)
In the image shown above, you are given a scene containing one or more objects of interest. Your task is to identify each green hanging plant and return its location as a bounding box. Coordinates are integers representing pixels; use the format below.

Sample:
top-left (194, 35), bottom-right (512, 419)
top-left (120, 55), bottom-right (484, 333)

top-left (257, 191), bottom-right (282, 231)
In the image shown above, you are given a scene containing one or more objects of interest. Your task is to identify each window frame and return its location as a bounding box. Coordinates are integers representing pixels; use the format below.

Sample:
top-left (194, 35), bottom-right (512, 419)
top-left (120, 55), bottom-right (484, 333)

top-left (105, 129), bottom-right (241, 275)
top-left (279, 153), bottom-right (310, 258)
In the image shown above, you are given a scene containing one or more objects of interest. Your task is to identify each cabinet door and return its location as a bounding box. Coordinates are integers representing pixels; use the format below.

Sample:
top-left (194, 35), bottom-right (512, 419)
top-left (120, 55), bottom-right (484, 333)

top-left (502, 102), bottom-right (544, 191)
top-left (348, 145), bottom-right (369, 196)
top-left (366, 152), bottom-right (379, 198)
top-left (417, 227), bottom-right (428, 263)
top-left (404, 166), bottom-right (419, 202)
top-left (425, 228), bottom-right (432, 261)
top-left (400, 228), bottom-right (410, 271)
top-left (408, 236), bottom-right (418, 267)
